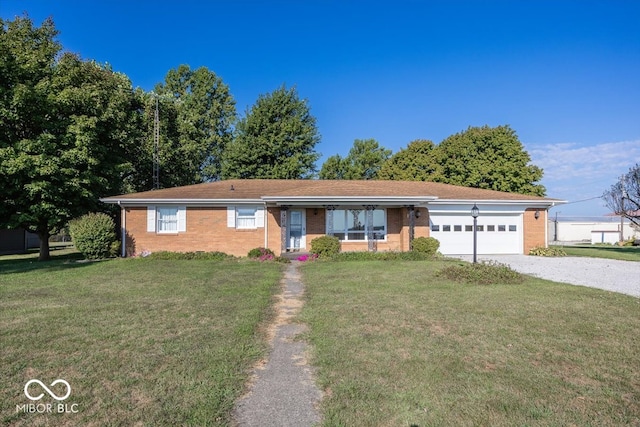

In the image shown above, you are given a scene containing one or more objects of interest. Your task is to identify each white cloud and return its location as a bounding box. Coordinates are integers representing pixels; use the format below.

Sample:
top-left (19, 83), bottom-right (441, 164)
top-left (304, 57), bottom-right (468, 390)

top-left (529, 140), bottom-right (640, 182)
top-left (527, 139), bottom-right (640, 216)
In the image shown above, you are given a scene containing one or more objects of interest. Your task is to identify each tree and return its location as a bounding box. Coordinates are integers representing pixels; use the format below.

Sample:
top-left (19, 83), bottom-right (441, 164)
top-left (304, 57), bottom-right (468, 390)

top-left (124, 65), bottom-right (236, 192)
top-left (377, 126), bottom-right (545, 196)
top-left (377, 139), bottom-right (439, 180)
top-left (156, 65), bottom-right (236, 184)
top-left (0, 16), bottom-right (139, 260)
top-left (603, 164), bottom-right (640, 227)
top-left (433, 125), bottom-right (545, 196)
top-left (319, 138), bottom-right (391, 180)
top-left (221, 85), bottom-right (320, 179)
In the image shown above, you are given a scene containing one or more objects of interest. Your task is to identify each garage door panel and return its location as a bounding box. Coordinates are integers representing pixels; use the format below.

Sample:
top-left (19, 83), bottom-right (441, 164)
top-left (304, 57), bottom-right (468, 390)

top-left (430, 213), bottom-right (522, 255)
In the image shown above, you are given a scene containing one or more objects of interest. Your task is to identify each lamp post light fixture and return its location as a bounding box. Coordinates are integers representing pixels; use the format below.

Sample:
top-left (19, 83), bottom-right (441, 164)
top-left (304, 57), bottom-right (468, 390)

top-left (471, 203), bottom-right (479, 263)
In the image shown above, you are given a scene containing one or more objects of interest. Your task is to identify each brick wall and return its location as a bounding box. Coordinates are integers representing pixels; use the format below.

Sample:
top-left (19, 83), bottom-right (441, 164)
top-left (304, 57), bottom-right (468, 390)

top-left (125, 206), bottom-right (266, 257)
top-left (123, 205), bottom-right (452, 257)
top-left (523, 208), bottom-right (546, 254)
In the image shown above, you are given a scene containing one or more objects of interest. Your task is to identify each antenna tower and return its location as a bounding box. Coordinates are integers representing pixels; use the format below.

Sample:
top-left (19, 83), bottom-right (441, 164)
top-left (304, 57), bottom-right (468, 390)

top-left (152, 96), bottom-right (160, 189)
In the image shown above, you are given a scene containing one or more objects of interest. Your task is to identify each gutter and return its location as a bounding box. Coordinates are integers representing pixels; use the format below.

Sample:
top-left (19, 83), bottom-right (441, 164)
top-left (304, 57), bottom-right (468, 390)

top-left (101, 198), bottom-right (264, 206)
top-left (260, 195), bottom-right (437, 206)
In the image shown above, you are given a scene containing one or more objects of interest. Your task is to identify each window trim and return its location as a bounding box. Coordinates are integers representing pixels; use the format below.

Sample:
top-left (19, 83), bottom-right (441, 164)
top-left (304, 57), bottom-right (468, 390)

top-left (157, 207), bottom-right (179, 234)
top-left (227, 205), bottom-right (265, 229)
top-left (236, 207), bottom-right (258, 230)
top-left (148, 205), bottom-right (186, 234)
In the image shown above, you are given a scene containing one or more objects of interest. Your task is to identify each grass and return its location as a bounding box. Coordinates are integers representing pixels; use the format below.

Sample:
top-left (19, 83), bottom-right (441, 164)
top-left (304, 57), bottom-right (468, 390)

top-left (0, 249), bottom-right (282, 426)
top-left (549, 244), bottom-right (640, 262)
top-left (300, 260), bottom-right (640, 426)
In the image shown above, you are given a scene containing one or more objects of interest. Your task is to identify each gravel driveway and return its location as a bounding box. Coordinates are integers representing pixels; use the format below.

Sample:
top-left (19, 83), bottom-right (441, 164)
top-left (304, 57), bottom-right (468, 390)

top-left (456, 255), bottom-right (640, 298)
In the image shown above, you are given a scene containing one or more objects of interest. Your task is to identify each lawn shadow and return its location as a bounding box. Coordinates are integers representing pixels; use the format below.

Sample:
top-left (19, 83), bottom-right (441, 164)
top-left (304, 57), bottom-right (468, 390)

top-left (0, 247), bottom-right (95, 274)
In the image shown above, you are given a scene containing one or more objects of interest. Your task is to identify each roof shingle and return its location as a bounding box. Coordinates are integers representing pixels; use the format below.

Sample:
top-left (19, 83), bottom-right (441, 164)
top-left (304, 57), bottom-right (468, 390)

top-left (102, 179), bottom-right (561, 202)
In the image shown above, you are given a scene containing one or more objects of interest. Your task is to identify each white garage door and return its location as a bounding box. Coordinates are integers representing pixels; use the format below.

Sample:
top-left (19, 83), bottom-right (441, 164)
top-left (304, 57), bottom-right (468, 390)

top-left (429, 213), bottom-right (523, 255)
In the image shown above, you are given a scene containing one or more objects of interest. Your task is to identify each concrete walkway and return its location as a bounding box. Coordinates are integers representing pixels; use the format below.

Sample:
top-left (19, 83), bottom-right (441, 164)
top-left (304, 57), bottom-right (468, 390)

top-left (233, 262), bottom-right (322, 427)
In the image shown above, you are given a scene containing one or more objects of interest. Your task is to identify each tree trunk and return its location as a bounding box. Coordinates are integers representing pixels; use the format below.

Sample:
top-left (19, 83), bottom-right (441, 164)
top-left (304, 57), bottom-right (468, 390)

top-left (38, 232), bottom-right (50, 261)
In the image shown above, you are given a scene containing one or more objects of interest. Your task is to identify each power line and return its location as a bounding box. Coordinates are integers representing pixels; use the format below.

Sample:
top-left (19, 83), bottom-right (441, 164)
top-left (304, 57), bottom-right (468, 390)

top-left (562, 196), bottom-right (602, 205)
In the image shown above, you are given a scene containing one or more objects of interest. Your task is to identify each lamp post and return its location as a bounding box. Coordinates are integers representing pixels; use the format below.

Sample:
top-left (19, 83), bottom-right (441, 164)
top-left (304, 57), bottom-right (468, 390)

top-left (471, 204), bottom-right (479, 263)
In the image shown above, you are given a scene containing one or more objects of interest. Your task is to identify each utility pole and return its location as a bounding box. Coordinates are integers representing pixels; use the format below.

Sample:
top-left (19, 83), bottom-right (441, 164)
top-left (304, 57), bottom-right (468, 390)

top-left (153, 96), bottom-right (160, 190)
top-left (619, 175), bottom-right (626, 242)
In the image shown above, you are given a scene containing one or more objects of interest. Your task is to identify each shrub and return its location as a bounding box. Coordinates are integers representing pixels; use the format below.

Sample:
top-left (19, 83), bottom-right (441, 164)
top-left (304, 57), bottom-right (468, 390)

top-left (328, 251), bottom-right (432, 261)
top-left (248, 247), bottom-right (275, 259)
top-left (145, 251), bottom-right (235, 260)
top-left (310, 235), bottom-right (341, 257)
top-left (68, 213), bottom-right (118, 260)
top-left (529, 246), bottom-right (567, 257)
top-left (411, 237), bottom-right (440, 256)
top-left (437, 260), bottom-right (524, 285)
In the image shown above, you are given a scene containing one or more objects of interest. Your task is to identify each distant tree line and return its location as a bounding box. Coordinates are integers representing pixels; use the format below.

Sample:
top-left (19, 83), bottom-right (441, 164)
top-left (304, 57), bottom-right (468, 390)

top-left (1, 15), bottom-right (546, 260)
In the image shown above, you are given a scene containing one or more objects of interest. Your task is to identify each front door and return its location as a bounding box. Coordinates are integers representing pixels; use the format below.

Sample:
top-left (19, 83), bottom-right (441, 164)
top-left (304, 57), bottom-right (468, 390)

top-left (287, 209), bottom-right (306, 251)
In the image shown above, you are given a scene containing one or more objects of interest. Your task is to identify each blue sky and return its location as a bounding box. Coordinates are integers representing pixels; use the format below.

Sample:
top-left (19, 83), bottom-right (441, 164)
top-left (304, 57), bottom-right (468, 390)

top-left (3, 0), bottom-right (640, 217)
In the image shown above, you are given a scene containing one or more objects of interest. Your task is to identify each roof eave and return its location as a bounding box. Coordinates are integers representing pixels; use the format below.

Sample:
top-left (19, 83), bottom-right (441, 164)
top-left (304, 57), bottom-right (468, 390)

top-left (260, 196), bottom-right (438, 206)
top-left (430, 199), bottom-right (567, 206)
top-left (100, 198), bottom-right (265, 205)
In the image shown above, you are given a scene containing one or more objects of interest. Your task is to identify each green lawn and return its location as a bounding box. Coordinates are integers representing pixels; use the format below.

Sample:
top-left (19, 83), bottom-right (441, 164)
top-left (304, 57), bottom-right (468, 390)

top-left (300, 260), bottom-right (640, 427)
top-left (550, 244), bottom-right (640, 262)
top-left (0, 250), bottom-right (282, 426)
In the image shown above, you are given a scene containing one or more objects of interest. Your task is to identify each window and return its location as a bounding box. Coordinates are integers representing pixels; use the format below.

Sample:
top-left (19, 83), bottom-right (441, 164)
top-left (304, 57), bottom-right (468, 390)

top-left (157, 208), bottom-right (178, 233)
top-left (328, 208), bottom-right (386, 241)
top-left (477, 225), bottom-right (484, 232)
top-left (498, 225), bottom-right (506, 232)
top-left (147, 206), bottom-right (186, 233)
top-left (509, 225), bottom-right (517, 232)
top-left (237, 207), bottom-right (257, 229)
top-left (465, 225), bottom-right (473, 232)
top-left (454, 225), bottom-right (462, 232)
top-left (431, 225), bottom-right (440, 232)
top-left (487, 225), bottom-right (495, 232)
top-left (443, 225), bottom-right (451, 232)
top-left (227, 206), bottom-right (264, 229)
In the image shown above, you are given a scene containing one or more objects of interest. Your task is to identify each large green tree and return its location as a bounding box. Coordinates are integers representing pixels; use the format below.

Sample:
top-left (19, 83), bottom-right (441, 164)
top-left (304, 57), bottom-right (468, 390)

top-left (434, 125), bottom-right (545, 196)
top-left (319, 138), bottom-right (391, 179)
top-left (125, 65), bottom-right (236, 191)
top-left (603, 164), bottom-right (640, 227)
top-left (377, 139), bottom-right (439, 180)
top-left (378, 126), bottom-right (545, 196)
top-left (0, 16), bottom-right (139, 260)
top-left (156, 65), bottom-right (236, 184)
top-left (221, 85), bottom-right (320, 179)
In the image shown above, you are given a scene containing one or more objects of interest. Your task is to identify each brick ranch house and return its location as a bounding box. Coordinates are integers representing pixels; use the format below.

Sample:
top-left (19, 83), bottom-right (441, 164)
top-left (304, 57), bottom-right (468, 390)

top-left (101, 179), bottom-right (565, 257)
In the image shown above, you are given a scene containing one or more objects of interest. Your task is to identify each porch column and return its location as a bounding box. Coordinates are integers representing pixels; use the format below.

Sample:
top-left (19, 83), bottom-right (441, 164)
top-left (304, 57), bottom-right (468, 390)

top-left (366, 205), bottom-right (376, 252)
top-left (325, 205), bottom-right (336, 235)
top-left (408, 205), bottom-right (416, 250)
top-left (280, 206), bottom-right (289, 253)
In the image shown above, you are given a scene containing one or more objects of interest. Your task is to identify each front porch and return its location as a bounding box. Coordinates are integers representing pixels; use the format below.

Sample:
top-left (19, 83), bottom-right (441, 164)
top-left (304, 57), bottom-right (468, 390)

top-left (271, 205), bottom-right (429, 256)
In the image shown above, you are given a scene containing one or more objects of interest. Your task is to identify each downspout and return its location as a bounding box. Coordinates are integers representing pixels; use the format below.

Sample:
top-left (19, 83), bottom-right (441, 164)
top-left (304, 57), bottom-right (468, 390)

top-left (264, 203), bottom-right (268, 249)
top-left (119, 202), bottom-right (126, 258)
